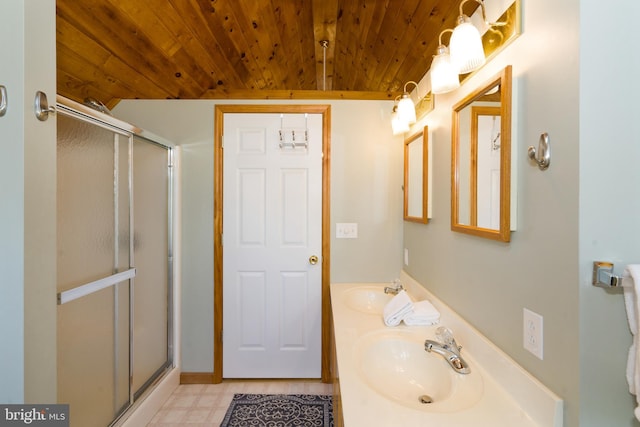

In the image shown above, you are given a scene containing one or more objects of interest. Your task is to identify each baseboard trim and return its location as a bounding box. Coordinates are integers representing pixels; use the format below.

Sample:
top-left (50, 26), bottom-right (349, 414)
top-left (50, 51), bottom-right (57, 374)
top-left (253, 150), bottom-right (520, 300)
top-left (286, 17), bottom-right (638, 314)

top-left (180, 372), bottom-right (216, 384)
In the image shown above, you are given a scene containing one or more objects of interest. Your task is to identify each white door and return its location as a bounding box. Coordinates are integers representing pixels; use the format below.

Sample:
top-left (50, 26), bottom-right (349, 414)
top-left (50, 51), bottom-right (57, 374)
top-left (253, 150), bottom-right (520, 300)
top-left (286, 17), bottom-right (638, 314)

top-left (222, 113), bottom-right (323, 378)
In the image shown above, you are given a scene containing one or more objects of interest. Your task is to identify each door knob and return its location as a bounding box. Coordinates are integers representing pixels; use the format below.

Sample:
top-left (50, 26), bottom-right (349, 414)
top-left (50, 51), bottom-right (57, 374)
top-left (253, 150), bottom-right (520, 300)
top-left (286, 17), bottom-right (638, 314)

top-left (309, 255), bottom-right (319, 265)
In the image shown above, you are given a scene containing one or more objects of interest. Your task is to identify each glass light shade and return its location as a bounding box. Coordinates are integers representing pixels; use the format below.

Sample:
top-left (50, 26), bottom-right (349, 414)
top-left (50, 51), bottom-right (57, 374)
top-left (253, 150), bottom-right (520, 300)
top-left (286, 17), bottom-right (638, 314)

top-left (430, 49), bottom-right (460, 94)
top-left (450, 17), bottom-right (485, 74)
top-left (397, 94), bottom-right (416, 125)
top-left (391, 108), bottom-right (410, 135)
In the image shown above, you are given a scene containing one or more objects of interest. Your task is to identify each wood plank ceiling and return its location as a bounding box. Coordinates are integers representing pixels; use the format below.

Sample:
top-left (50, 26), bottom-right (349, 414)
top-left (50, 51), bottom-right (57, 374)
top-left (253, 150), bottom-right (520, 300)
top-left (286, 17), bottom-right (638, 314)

top-left (56, 0), bottom-right (477, 109)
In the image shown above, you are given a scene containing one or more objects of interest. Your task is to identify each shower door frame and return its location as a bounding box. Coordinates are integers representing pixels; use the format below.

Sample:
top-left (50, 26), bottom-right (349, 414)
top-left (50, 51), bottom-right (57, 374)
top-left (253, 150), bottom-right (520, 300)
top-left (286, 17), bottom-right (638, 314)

top-left (55, 95), bottom-right (175, 425)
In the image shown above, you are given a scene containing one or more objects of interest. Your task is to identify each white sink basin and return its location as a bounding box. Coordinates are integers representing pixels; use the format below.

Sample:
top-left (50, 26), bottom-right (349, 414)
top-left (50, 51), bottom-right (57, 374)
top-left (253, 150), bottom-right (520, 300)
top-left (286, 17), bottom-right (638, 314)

top-left (354, 329), bottom-right (484, 412)
top-left (342, 286), bottom-right (392, 314)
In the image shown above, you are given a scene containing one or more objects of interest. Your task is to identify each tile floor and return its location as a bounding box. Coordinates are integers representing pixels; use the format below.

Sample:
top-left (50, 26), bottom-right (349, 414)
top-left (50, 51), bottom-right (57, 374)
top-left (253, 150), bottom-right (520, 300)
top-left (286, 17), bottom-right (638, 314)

top-left (147, 380), bottom-right (333, 426)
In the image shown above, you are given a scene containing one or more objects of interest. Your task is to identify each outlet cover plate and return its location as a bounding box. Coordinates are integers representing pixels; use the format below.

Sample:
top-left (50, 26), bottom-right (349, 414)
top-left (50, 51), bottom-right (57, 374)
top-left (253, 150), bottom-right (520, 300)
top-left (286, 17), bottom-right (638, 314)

top-left (523, 308), bottom-right (543, 360)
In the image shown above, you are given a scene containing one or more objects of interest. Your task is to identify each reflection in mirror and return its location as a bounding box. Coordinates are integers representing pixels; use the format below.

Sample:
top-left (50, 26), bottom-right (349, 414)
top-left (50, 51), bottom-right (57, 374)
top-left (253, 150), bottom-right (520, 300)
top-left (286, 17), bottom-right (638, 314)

top-left (452, 65), bottom-right (512, 241)
top-left (404, 127), bottom-right (428, 224)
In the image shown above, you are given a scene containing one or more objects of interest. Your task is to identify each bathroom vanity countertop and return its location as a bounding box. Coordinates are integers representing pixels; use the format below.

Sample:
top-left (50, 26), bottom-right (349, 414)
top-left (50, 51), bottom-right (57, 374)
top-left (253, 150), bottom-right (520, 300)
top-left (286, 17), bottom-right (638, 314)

top-left (330, 271), bottom-right (563, 427)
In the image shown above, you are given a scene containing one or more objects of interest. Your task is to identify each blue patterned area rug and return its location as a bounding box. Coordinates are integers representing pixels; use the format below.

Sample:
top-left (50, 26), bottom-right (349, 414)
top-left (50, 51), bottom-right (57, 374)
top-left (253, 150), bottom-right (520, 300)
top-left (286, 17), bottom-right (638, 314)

top-left (220, 393), bottom-right (334, 427)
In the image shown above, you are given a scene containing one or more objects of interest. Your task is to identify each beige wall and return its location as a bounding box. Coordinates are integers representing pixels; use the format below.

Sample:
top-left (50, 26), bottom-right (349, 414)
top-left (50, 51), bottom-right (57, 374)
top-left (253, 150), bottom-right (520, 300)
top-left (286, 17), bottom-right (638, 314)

top-left (24, 0), bottom-right (58, 404)
top-left (0, 0), bottom-right (57, 403)
top-left (114, 99), bottom-right (404, 372)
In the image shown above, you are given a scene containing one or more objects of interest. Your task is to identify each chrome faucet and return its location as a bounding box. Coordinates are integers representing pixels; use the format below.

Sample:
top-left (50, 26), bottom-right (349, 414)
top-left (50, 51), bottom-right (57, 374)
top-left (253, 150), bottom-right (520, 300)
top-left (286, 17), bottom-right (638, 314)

top-left (384, 279), bottom-right (404, 295)
top-left (424, 327), bottom-right (470, 374)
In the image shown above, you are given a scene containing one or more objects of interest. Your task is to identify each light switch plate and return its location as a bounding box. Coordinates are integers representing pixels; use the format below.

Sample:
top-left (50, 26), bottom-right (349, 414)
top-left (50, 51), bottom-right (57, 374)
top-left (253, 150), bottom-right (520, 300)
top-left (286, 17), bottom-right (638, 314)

top-left (523, 308), bottom-right (544, 360)
top-left (404, 248), bottom-right (409, 266)
top-left (336, 223), bottom-right (358, 239)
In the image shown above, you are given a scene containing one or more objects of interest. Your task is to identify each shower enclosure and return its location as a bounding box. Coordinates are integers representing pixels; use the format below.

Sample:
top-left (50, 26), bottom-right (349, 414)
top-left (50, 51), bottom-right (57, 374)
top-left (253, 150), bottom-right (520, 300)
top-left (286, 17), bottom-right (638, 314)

top-left (55, 97), bottom-right (174, 427)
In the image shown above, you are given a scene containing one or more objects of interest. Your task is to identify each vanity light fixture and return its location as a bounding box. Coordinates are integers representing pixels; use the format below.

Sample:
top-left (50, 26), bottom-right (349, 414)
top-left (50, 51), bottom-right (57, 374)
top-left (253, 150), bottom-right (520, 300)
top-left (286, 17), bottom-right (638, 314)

top-left (430, 29), bottom-right (460, 95)
top-left (450, 0), bottom-right (507, 75)
top-left (391, 83), bottom-right (434, 135)
top-left (397, 81), bottom-right (419, 125)
top-left (391, 96), bottom-right (410, 135)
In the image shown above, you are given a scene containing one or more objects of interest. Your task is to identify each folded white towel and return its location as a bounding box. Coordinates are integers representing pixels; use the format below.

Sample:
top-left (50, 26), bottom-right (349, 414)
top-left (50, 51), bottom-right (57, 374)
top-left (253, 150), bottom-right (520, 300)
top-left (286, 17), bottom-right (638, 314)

top-left (403, 300), bottom-right (441, 326)
top-left (623, 265), bottom-right (640, 421)
top-left (383, 290), bottom-right (413, 327)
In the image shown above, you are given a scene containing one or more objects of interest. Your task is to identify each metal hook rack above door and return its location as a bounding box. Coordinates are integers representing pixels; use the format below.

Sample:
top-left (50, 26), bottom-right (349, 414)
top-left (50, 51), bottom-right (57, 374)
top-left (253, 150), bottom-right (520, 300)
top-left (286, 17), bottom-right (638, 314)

top-left (278, 113), bottom-right (309, 149)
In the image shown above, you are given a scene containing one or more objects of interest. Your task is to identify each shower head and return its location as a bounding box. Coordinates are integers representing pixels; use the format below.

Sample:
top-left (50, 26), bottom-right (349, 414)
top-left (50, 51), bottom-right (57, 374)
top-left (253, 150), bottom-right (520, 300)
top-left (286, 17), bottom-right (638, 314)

top-left (83, 97), bottom-right (112, 115)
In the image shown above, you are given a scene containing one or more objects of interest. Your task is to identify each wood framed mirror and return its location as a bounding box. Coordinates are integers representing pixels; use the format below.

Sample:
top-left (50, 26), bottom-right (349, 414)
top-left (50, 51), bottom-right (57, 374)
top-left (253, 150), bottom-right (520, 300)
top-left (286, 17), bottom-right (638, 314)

top-left (451, 65), bottom-right (513, 241)
top-left (404, 126), bottom-right (428, 224)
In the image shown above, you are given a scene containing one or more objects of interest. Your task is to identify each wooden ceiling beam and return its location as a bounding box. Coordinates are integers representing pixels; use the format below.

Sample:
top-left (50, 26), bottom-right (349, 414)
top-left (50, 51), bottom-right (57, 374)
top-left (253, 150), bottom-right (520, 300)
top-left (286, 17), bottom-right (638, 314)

top-left (202, 89), bottom-right (399, 100)
top-left (312, 0), bottom-right (339, 91)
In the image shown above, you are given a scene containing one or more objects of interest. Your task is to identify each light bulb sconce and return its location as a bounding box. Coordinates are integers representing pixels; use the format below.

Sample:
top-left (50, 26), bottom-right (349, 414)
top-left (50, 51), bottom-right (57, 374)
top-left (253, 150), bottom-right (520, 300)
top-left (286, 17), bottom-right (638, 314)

top-left (390, 82), bottom-right (434, 135)
top-left (451, 0), bottom-right (508, 74)
top-left (397, 81), bottom-right (419, 125)
top-left (429, 0), bottom-right (521, 95)
top-left (391, 95), bottom-right (410, 136)
top-left (431, 29), bottom-right (460, 95)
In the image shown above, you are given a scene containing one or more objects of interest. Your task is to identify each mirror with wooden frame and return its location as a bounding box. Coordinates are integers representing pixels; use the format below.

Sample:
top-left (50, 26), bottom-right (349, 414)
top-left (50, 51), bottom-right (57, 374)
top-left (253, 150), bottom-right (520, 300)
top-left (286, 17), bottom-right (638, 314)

top-left (404, 126), bottom-right (429, 224)
top-left (451, 65), bottom-right (513, 241)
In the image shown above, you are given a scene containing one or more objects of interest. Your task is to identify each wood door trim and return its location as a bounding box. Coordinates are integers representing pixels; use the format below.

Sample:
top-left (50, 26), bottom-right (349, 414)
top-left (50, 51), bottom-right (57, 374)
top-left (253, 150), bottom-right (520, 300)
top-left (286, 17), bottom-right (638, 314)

top-left (213, 104), bottom-right (331, 383)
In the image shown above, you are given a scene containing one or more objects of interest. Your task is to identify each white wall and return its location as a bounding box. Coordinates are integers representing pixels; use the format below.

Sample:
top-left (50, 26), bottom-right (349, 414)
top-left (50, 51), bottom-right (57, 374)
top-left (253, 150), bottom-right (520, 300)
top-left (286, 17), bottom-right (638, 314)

top-left (114, 99), bottom-right (404, 372)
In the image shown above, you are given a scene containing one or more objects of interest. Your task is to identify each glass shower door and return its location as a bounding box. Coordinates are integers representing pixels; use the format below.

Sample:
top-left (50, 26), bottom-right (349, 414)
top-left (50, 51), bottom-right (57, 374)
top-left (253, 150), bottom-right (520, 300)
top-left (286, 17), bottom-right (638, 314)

top-left (56, 108), bottom-right (173, 427)
top-left (132, 136), bottom-right (171, 396)
top-left (56, 115), bottom-right (132, 426)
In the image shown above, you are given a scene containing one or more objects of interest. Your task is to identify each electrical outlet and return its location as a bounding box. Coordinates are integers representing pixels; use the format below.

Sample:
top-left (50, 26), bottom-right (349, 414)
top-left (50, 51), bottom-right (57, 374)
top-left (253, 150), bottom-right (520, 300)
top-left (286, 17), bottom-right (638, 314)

top-left (336, 223), bottom-right (358, 239)
top-left (404, 248), bottom-right (409, 266)
top-left (523, 308), bottom-right (544, 360)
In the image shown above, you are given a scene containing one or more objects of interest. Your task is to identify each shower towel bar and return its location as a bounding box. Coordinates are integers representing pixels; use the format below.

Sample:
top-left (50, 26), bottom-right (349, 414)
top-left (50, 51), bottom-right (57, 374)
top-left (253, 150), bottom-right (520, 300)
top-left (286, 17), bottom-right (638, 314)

top-left (57, 268), bottom-right (136, 305)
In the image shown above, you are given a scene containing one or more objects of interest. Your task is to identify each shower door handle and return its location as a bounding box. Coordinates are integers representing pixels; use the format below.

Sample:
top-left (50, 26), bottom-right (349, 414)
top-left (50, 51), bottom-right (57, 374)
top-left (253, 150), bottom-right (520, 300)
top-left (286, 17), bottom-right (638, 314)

top-left (57, 268), bottom-right (137, 305)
